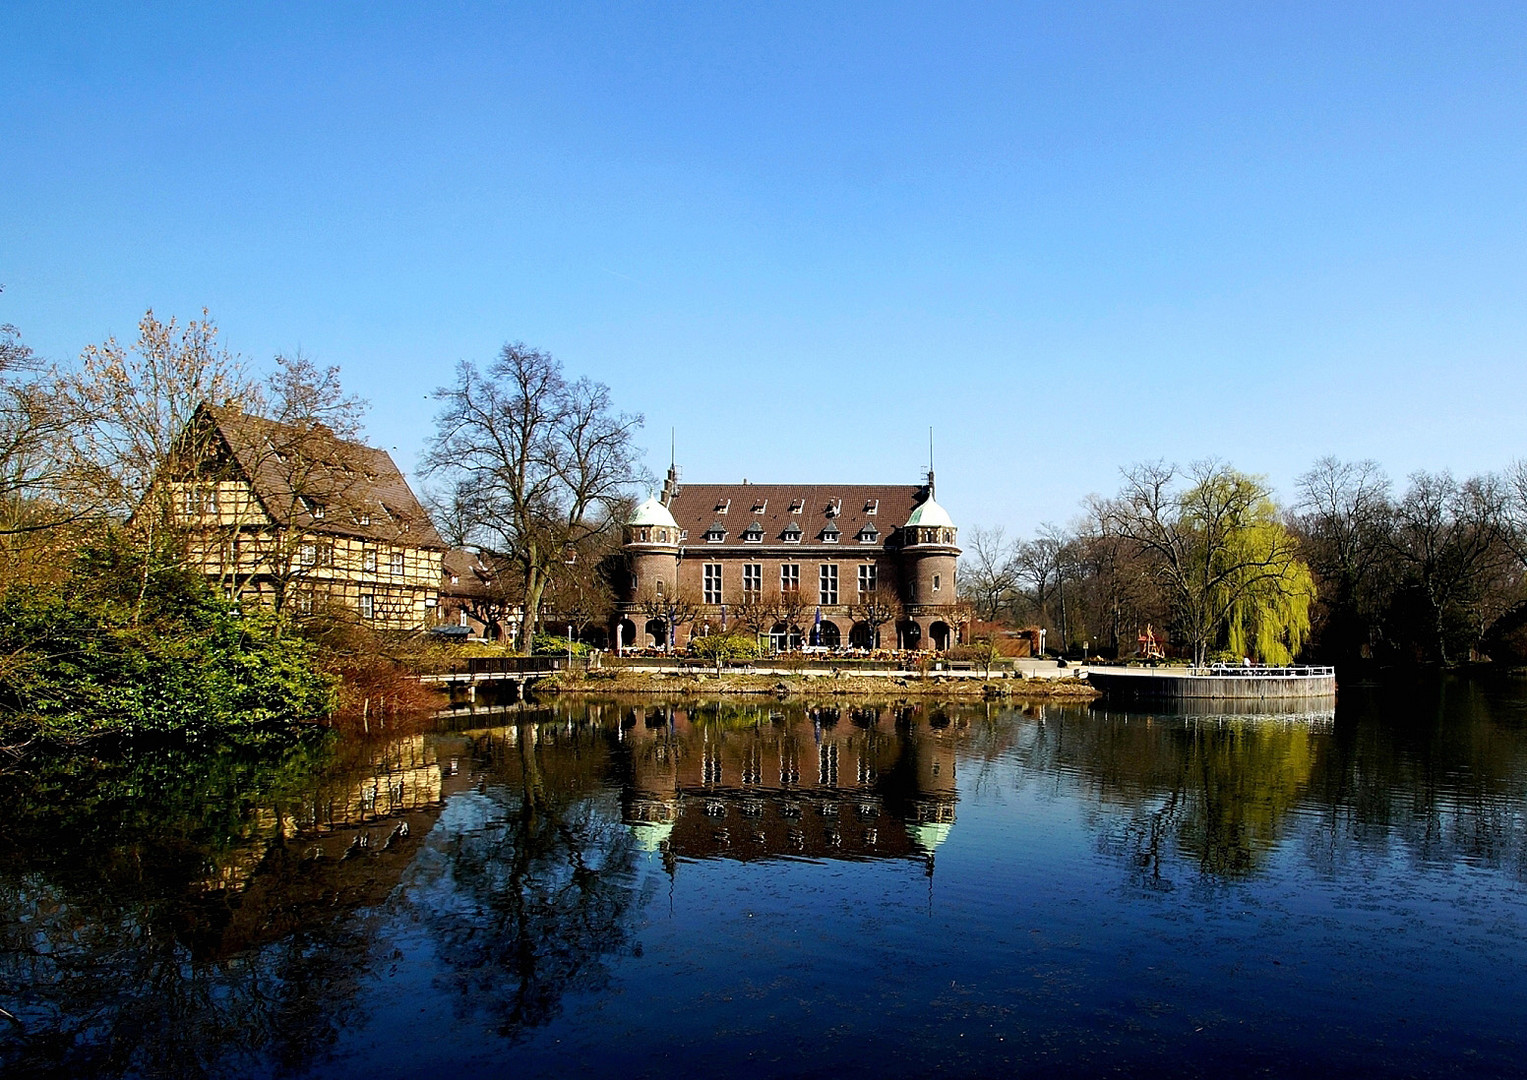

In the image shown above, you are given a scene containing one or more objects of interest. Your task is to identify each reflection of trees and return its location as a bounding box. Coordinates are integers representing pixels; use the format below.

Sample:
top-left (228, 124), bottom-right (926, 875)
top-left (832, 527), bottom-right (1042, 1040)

top-left (985, 678), bottom-right (1527, 887)
top-left (995, 706), bottom-right (1322, 882)
top-left (407, 722), bottom-right (646, 1039)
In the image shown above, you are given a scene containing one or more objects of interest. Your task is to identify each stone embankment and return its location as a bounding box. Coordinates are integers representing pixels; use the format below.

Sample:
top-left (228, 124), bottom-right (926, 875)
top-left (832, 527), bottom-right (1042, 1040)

top-left (536, 668), bottom-right (1099, 700)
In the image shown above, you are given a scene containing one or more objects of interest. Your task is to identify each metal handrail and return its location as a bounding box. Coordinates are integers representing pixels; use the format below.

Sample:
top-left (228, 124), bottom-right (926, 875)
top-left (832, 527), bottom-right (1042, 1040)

top-left (1190, 664), bottom-right (1336, 678)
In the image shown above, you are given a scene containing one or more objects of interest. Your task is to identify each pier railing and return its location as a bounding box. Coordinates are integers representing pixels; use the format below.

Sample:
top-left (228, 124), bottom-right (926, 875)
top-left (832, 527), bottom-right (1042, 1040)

top-left (1190, 664), bottom-right (1336, 678)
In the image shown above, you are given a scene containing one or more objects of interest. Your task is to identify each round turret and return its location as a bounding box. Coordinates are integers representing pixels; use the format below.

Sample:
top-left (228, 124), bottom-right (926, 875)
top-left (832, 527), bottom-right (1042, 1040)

top-left (899, 494), bottom-right (961, 648)
top-left (626, 495), bottom-right (680, 545)
top-left (903, 495), bottom-right (957, 548)
top-left (621, 496), bottom-right (681, 639)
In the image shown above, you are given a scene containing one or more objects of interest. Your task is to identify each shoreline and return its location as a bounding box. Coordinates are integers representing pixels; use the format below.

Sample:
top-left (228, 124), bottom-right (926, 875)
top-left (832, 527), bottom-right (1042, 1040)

top-left (533, 669), bottom-right (1100, 700)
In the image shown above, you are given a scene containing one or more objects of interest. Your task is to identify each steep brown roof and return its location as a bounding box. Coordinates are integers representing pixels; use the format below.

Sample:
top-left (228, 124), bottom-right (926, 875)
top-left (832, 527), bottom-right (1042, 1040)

top-left (441, 548), bottom-right (514, 596)
top-left (202, 405), bottom-right (446, 550)
top-left (665, 483), bottom-right (931, 549)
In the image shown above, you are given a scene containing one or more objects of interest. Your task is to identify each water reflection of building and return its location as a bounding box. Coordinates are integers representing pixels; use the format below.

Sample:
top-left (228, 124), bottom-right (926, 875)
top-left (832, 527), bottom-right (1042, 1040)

top-left (187, 732), bottom-right (479, 958)
top-left (613, 704), bottom-right (961, 867)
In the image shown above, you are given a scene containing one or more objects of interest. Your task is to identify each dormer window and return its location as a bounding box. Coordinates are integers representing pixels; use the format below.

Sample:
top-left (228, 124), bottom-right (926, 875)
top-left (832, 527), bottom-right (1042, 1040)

top-left (788, 498), bottom-right (804, 514)
top-left (857, 524), bottom-right (879, 543)
top-left (820, 523), bottom-right (841, 544)
top-left (355, 510), bottom-right (371, 526)
top-left (825, 499), bottom-right (841, 518)
top-left (714, 498), bottom-right (731, 514)
top-left (704, 521), bottom-right (727, 543)
top-left (782, 523), bottom-right (803, 543)
top-left (864, 499), bottom-right (878, 515)
top-left (301, 497), bottom-right (325, 520)
top-left (743, 521), bottom-right (764, 543)
top-left (751, 499), bottom-right (767, 514)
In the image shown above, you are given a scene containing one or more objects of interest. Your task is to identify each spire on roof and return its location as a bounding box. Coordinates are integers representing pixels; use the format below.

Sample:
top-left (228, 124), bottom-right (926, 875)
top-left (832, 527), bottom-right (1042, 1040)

top-left (927, 427), bottom-right (936, 497)
top-left (660, 430), bottom-right (681, 506)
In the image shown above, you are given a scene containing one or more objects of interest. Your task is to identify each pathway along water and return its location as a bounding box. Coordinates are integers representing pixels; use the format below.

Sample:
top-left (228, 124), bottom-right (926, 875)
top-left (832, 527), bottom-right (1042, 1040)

top-left (4, 674), bottom-right (1527, 1078)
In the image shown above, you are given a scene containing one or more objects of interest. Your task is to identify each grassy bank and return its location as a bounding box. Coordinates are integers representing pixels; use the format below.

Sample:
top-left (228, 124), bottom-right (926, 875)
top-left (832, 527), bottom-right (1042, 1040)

top-left (535, 668), bottom-right (1099, 700)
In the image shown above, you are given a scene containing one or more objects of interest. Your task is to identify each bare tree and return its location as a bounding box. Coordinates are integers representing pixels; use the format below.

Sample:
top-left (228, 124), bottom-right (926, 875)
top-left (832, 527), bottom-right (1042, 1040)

top-left (59, 310), bottom-right (258, 621)
top-left (424, 344), bottom-right (643, 652)
top-left (542, 515), bottom-right (629, 642)
top-left (636, 583), bottom-right (700, 652)
top-left (1071, 495), bottom-right (1166, 656)
top-left (848, 583), bottom-right (902, 650)
top-left (1293, 457), bottom-right (1394, 662)
top-left (1389, 471), bottom-right (1514, 664)
top-left (958, 524), bottom-right (1019, 621)
top-left (1103, 460), bottom-right (1312, 666)
top-left (1015, 524), bottom-right (1076, 648)
top-left (729, 585), bottom-right (776, 650)
top-left (769, 584), bottom-right (808, 650)
top-left (0, 319), bottom-right (93, 583)
top-left (63, 309), bottom-right (256, 519)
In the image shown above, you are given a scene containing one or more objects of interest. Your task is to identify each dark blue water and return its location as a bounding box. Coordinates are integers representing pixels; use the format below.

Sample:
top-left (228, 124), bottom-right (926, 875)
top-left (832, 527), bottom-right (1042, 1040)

top-left (6, 677), bottom-right (1527, 1078)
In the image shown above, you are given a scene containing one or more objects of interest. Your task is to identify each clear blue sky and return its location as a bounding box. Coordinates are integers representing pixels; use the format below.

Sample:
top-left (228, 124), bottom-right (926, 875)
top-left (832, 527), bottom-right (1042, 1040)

top-left (4, 3), bottom-right (1525, 536)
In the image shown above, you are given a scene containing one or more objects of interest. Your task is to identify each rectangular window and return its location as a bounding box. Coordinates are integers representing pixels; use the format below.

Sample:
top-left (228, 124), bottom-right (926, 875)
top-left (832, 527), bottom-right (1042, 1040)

top-left (742, 563), bottom-right (762, 598)
top-left (359, 594), bottom-right (375, 620)
top-left (299, 542), bottom-right (317, 567)
top-left (293, 592), bottom-right (314, 615)
top-left (933, 573), bottom-right (941, 592)
top-left (819, 564), bottom-right (838, 605)
top-left (703, 563), bottom-right (723, 604)
top-left (389, 551), bottom-right (405, 575)
top-left (362, 548), bottom-right (377, 573)
top-left (858, 564), bottom-right (877, 595)
top-left (780, 564), bottom-right (800, 593)
top-left (182, 486), bottom-right (217, 516)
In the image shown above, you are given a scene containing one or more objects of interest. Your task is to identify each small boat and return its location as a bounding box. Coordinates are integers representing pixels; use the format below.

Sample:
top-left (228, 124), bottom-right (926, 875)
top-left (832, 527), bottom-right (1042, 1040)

top-left (1084, 663), bottom-right (1336, 703)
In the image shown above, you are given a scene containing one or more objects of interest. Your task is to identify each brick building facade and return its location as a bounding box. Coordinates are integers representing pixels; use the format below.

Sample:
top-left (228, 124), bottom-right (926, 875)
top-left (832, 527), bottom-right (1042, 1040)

top-left (613, 466), bottom-right (963, 652)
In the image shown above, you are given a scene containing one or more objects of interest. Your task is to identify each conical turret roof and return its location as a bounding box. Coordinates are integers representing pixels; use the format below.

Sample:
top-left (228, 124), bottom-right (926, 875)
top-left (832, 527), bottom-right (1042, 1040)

top-left (628, 495), bottom-right (679, 530)
top-left (904, 495), bottom-right (955, 530)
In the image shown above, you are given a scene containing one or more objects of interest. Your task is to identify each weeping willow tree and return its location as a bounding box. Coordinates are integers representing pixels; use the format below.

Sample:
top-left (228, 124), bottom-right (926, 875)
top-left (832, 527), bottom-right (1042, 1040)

top-left (1105, 461), bottom-right (1316, 666)
top-left (1220, 512), bottom-right (1315, 663)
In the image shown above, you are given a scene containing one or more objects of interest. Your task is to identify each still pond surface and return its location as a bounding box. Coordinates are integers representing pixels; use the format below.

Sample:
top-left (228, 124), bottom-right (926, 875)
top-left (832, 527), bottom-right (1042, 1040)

top-left (6, 678), bottom-right (1527, 1078)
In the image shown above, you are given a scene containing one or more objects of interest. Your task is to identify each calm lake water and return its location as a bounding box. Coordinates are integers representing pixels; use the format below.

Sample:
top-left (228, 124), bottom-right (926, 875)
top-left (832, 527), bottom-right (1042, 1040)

top-left (7, 677), bottom-right (1527, 1078)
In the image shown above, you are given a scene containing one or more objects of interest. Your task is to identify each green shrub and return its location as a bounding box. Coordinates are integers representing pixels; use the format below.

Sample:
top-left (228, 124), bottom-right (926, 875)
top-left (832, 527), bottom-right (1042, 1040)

top-left (0, 533), bottom-right (336, 743)
top-left (689, 633), bottom-right (761, 660)
top-left (532, 633), bottom-right (592, 657)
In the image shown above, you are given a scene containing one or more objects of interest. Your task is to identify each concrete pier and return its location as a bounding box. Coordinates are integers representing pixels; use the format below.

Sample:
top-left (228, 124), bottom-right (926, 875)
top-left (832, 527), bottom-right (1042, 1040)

top-left (1086, 665), bottom-right (1336, 703)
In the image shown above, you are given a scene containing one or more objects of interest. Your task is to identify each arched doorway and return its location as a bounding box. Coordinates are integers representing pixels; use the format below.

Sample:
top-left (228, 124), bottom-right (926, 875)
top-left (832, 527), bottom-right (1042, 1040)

top-left (645, 619), bottom-right (668, 649)
top-left (929, 621), bottom-right (952, 650)
top-left (849, 621), bottom-right (876, 649)
top-left (898, 620), bottom-right (922, 650)
top-left (818, 620), bottom-right (841, 648)
top-left (617, 619), bottom-right (637, 650)
top-left (770, 622), bottom-right (803, 652)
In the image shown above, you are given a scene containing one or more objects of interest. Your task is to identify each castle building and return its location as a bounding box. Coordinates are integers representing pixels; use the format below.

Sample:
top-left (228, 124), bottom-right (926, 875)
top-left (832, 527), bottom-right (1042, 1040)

top-left (613, 465), bottom-right (963, 652)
